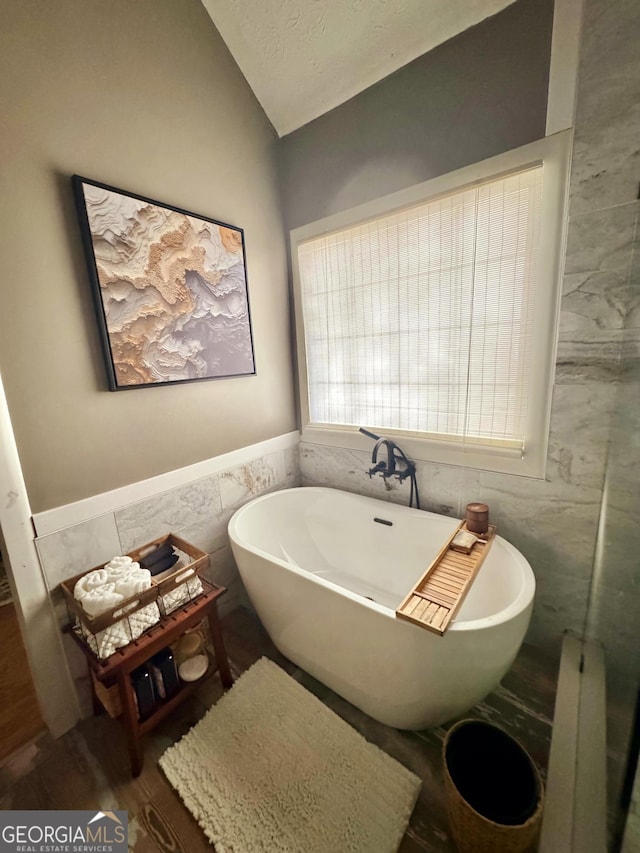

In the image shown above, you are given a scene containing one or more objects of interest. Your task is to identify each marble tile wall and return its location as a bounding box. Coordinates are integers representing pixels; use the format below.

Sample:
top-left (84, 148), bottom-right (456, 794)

top-left (569, 0), bottom-right (640, 218)
top-left (568, 1), bottom-right (640, 830)
top-left (301, 0), bottom-right (640, 666)
top-left (588, 207), bottom-right (640, 831)
top-left (588, 209), bottom-right (640, 667)
top-left (35, 444), bottom-right (300, 716)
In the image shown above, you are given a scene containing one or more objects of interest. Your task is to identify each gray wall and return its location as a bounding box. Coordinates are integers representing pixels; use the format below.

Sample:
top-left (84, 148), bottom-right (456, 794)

top-left (0, 0), bottom-right (296, 512)
top-left (280, 0), bottom-right (553, 230)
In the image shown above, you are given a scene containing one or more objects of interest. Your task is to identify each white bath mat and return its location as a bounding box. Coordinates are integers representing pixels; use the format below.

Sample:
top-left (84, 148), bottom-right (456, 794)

top-left (159, 657), bottom-right (421, 852)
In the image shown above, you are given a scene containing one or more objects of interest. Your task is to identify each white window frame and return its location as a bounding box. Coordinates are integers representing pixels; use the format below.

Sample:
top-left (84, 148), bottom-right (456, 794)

top-left (290, 131), bottom-right (571, 479)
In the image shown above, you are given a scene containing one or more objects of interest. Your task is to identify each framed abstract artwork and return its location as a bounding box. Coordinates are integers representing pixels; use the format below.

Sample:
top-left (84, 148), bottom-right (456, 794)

top-left (72, 175), bottom-right (256, 390)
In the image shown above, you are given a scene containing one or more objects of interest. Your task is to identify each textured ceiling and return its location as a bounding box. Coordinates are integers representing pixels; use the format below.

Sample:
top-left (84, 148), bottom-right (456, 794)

top-left (201, 0), bottom-right (516, 137)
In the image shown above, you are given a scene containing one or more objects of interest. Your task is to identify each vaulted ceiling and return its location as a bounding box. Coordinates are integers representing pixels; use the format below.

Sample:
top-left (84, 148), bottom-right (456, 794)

top-left (201, 0), bottom-right (516, 137)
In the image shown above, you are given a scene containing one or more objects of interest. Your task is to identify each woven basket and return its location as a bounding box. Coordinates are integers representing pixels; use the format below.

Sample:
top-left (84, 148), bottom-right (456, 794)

top-left (443, 719), bottom-right (544, 853)
top-left (91, 672), bottom-right (121, 718)
top-left (60, 533), bottom-right (209, 659)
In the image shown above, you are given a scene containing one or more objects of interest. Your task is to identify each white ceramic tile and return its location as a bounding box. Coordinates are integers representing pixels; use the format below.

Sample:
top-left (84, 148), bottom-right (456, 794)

top-left (416, 462), bottom-right (480, 518)
top-left (525, 571), bottom-right (591, 656)
top-left (585, 582), bottom-right (640, 701)
top-left (546, 381), bottom-right (615, 491)
top-left (177, 513), bottom-right (230, 558)
top-left (606, 404), bottom-right (640, 520)
top-left (217, 467), bottom-right (252, 509)
top-left (218, 452), bottom-right (284, 511)
top-left (114, 475), bottom-right (222, 552)
top-left (570, 127), bottom-right (640, 217)
top-left (300, 443), bottom-right (402, 503)
top-left (478, 472), bottom-right (602, 582)
top-left (570, 0), bottom-right (640, 214)
top-left (187, 528), bottom-right (239, 591)
top-left (558, 205), bottom-right (636, 379)
top-left (564, 205), bottom-right (637, 278)
top-left (555, 340), bottom-right (627, 384)
top-left (560, 268), bottom-right (628, 340)
top-left (35, 513), bottom-right (121, 590)
top-left (283, 445), bottom-right (301, 482)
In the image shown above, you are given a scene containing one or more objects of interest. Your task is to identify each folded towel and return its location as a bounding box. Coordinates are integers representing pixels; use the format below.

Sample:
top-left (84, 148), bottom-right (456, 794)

top-left (105, 555), bottom-right (134, 570)
top-left (74, 569), bottom-right (110, 599)
top-left (113, 568), bottom-right (152, 599)
top-left (74, 555), bottom-right (161, 659)
top-left (107, 559), bottom-right (142, 579)
top-left (139, 543), bottom-right (175, 569)
top-left (147, 553), bottom-right (179, 576)
top-left (78, 582), bottom-right (125, 617)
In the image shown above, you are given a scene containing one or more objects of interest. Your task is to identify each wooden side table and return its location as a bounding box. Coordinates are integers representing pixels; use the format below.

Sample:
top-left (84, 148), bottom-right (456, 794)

top-left (68, 579), bottom-right (233, 776)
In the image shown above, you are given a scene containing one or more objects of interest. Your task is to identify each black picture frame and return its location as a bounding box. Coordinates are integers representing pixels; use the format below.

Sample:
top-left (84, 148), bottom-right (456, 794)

top-left (72, 175), bottom-right (256, 390)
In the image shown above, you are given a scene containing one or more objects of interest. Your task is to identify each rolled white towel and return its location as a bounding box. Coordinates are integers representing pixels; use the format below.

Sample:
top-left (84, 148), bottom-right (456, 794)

top-left (78, 582), bottom-right (125, 617)
top-left (113, 568), bottom-right (151, 599)
top-left (105, 555), bottom-right (134, 570)
top-left (74, 568), bottom-right (111, 600)
top-left (104, 556), bottom-right (141, 580)
top-left (104, 558), bottom-right (143, 584)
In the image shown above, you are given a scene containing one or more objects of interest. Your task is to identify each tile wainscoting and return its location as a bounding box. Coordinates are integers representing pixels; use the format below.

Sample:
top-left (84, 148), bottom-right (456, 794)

top-left (35, 433), bottom-right (300, 717)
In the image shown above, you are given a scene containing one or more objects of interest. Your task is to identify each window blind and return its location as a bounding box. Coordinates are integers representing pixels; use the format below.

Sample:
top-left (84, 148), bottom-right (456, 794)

top-left (297, 165), bottom-right (543, 450)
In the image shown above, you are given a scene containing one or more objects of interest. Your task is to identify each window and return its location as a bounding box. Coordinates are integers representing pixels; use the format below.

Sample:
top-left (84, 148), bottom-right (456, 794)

top-left (291, 133), bottom-right (570, 478)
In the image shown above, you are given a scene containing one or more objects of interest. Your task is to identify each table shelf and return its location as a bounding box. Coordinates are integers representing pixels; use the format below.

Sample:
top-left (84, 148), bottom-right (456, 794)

top-left (67, 578), bottom-right (233, 776)
top-left (137, 659), bottom-right (217, 736)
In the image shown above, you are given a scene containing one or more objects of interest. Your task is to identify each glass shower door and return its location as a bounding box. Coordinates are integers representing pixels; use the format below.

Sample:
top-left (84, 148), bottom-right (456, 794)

top-left (582, 201), bottom-right (640, 851)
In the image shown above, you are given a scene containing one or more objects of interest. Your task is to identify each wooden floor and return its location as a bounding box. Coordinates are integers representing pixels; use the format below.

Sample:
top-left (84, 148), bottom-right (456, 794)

top-left (0, 606), bottom-right (558, 852)
top-left (0, 603), bottom-right (45, 761)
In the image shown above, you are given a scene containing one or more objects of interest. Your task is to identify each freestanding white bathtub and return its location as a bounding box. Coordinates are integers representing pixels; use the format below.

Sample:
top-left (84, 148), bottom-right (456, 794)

top-left (228, 487), bottom-right (535, 729)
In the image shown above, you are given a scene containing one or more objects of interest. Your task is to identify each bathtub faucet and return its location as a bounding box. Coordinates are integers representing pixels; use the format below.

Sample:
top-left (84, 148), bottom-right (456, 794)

top-left (371, 438), bottom-right (399, 479)
top-left (359, 428), bottom-right (420, 509)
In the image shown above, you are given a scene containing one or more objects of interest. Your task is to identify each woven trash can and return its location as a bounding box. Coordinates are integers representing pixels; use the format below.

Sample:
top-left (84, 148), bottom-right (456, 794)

top-left (443, 719), bottom-right (544, 853)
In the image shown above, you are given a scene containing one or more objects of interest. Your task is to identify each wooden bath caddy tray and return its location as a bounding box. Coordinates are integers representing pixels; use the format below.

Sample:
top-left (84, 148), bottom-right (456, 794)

top-left (396, 521), bottom-right (497, 635)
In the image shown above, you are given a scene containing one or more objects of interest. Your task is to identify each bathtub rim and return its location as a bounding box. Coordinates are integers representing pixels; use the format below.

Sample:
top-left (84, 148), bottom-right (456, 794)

top-left (228, 486), bottom-right (535, 634)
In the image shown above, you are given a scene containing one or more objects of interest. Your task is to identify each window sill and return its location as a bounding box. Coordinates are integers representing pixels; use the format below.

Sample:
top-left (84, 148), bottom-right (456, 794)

top-left (301, 424), bottom-right (548, 480)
